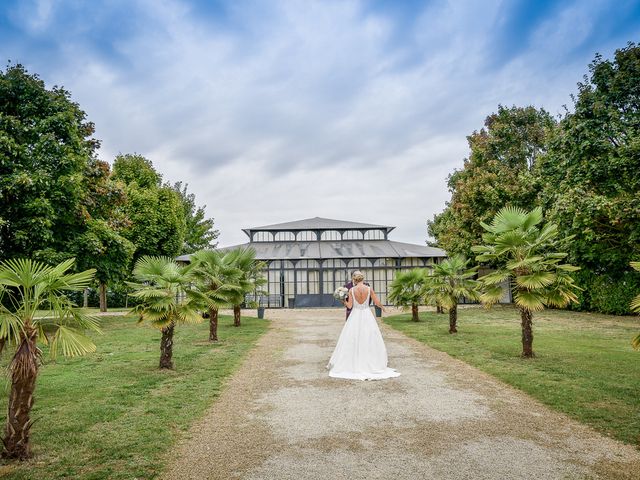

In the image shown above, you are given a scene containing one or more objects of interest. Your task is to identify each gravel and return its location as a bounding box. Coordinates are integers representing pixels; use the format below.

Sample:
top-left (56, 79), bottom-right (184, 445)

top-left (161, 308), bottom-right (640, 480)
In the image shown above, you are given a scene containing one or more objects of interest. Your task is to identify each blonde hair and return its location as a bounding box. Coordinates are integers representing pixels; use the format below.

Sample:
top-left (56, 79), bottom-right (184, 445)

top-left (352, 270), bottom-right (364, 284)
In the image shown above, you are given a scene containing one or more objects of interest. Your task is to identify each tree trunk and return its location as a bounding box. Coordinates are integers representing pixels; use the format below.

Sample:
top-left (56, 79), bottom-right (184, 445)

top-left (83, 288), bottom-right (89, 308)
top-left (233, 305), bottom-right (241, 327)
top-left (99, 282), bottom-right (107, 312)
top-left (209, 308), bottom-right (219, 341)
top-left (3, 327), bottom-right (39, 459)
top-left (159, 323), bottom-right (175, 369)
top-left (411, 303), bottom-right (419, 322)
top-left (449, 304), bottom-right (458, 333)
top-left (436, 305), bottom-right (444, 314)
top-left (520, 307), bottom-right (534, 358)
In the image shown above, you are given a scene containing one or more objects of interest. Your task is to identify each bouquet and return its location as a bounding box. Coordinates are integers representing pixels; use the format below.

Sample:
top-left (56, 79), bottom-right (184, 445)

top-left (333, 286), bottom-right (349, 301)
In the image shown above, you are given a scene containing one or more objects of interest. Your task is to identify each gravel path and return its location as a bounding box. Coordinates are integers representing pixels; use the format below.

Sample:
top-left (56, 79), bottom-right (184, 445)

top-left (162, 309), bottom-right (640, 480)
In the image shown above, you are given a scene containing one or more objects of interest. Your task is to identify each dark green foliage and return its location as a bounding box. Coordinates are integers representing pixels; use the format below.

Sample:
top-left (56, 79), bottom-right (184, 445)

top-left (0, 64), bottom-right (99, 262)
top-left (113, 154), bottom-right (186, 260)
top-left (538, 42), bottom-right (640, 275)
top-left (428, 105), bottom-right (555, 258)
top-left (173, 182), bottom-right (219, 254)
top-left (568, 268), bottom-right (640, 316)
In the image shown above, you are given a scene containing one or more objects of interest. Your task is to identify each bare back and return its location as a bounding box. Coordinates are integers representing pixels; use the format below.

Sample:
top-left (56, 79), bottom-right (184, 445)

top-left (351, 284), bottom-right (370, 304)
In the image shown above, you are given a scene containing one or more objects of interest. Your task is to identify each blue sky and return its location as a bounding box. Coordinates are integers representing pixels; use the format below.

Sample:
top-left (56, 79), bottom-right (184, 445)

top-left (2, 0), bottom-right (639, 246)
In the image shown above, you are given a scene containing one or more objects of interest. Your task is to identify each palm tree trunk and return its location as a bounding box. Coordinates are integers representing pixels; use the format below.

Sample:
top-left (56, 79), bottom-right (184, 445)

top-left (233, 305), bottom-right (241, 327)
top-left (209, 307), bottom-right (219, 341)
top-left (83, 288), bottom-right (89, 308)
top-left (448, 304), bottom-right (458, 333)
top-left (411, 303), bottom-right (419, 322)
top-left (159, 323), bottom-right (175, 369)
top-left (3, 327), bottom-right (39, 459)
top-left (99, 282), bottom-right (107, 312)
top-left (520, 307), bottom-right (534, 358)
top-left (436, 305), bottom-right (444, 314)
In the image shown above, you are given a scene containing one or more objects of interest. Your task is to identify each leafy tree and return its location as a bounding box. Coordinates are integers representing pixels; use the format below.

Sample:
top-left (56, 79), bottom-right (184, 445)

top-left (631, 261), bottom-right (640, 350)
top-left (190, 249), bottom-right (239, 341)
top-left (224, 248), bottom-right (266, 327)
top-left (428, 105), bottom-right (556, 258)
top-left (472, 207), bottom-right (581, 357)
top-left (73, 219), bottom-right (135, 311)
top-left (426, 256), bottom-right (480, 333)
top-left (173, 182), bottom-right (219, 254)
top-left (128, 256), bottom-right (208, 369)
top-left (388, 269), bottom-right (427, 322)
top-left (537, 43), bottom-right (640, 297)
top-left (0, 258), bottom-right (100, 459)
top-left (0, 64), bottom-right (99, 263)
top-left (113, 154), bottom-right (186, 260)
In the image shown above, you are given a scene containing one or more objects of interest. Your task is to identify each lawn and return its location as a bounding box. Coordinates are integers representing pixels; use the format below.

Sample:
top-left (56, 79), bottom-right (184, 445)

top-left (384, 305), bottom-right (640, 446)
top-left (0, 314), bottom-right (269, 479)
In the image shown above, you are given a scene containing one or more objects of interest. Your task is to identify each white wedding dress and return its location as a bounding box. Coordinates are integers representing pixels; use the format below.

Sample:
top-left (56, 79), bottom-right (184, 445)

top-left (328, 286), bottom-right (401, 380)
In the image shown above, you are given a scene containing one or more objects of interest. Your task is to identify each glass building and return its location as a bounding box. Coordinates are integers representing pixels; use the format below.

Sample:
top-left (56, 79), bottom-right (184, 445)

top-left (180, 217), bottom-right (447, 308)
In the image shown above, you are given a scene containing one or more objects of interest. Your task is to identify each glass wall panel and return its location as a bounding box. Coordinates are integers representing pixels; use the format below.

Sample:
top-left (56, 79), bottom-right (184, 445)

top-left (274, 231), bottom-right (295, 241)
top-left (297, 230), bottom-right (317, 241)
top-left (343, 230), bottom-right (363, 240)
top-left (401, 257), bottom-right (424, 267)
top-left (253, 231), bottom-right (272, 242)
top-left (364, 230), bottom-right (384, 240)
top-left (320, 230), bottom-right (341, 241)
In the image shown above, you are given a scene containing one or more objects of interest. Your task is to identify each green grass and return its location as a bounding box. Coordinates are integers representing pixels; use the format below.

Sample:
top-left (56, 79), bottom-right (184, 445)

top-left (0, 315), bottom-right (269, 479)
top-left (384, 306), bottom-right (640, 446)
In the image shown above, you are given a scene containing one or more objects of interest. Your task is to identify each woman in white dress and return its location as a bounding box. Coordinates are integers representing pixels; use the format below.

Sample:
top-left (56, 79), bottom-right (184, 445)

top-left (328, 271), bottom-right (401, 380)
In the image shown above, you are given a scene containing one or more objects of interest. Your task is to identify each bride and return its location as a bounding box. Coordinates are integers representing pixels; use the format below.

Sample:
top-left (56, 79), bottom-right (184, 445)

top-left (327, 271), bottom-right (401, 380)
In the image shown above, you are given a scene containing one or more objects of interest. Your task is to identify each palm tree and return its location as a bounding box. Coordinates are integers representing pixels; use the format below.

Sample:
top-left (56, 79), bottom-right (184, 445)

top-left (472, 206), bottom-right (581, 358)
top-left (630, 261), bottom-right (640, 350)
top-left (190, 249), bottom-right (239, 341)
top-left (0, 258), bottom-right (100, 459)
top-left (388, 269), bottom-right (427, 322)
top-left (225, 248), bottom-right (266, 327)
top-left (128, 256), bottom-right (208, 369)
top-left (426, 255), bottom-right (480, 334)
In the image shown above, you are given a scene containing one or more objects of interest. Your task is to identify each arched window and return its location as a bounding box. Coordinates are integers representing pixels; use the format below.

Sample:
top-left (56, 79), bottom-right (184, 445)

top-left (321, 230), bottom-right (341, 241)
top-left (274, 231), bottom-right (295, 241)
top-left (296, 230), bottom-right (317, 241)
top-left (252, 231), bottom-right (272, 242)
top-left (343, 230), bottom-right (363, 240)
top-left (364, 230), bottom-right (384, 240)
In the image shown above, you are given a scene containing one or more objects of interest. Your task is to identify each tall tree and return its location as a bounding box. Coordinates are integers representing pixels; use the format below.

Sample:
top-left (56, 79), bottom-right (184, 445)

top-left (473, 207), bottom-right (581, 357)
top-left (113, 154), bottom-right (186, 260)
top-left (428, 106), bottom-right (556, 257)
top-left (0, 258), bottom-right (100, 459)
top-left (71, 158), bottom-right (134, 311)
top-left (0, 64), bottom-right (99, 263)
top-left (537, 43), bottom-right (640, 279)
top-left (173, 182), bottom-right (219, 254)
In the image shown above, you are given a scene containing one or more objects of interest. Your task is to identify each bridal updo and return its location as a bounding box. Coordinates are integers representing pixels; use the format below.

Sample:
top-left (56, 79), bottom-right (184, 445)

top-left (352, 271), bottom-right (364, 284)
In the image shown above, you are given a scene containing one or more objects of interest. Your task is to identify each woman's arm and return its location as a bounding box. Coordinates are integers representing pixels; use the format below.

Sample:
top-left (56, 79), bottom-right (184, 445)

top-left (344, 289), bottom-right (353, 309)
top-left (370, 288), bottom-right (387, 312)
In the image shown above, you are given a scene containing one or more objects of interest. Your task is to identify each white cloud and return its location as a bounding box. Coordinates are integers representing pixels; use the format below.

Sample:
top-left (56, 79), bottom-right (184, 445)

top-left (2, 0), bottom-right (625, 247)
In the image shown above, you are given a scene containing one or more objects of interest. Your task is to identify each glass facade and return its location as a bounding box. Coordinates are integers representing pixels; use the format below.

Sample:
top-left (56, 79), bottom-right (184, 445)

top-left (256, 254), bottom-right (436, 307)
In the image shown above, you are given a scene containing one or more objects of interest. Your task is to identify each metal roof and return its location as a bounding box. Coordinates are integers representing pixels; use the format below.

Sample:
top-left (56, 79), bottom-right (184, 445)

top-left (176, 240), bottom-right (446, 262)
top-left (242, 217), bottom-right (394, 235)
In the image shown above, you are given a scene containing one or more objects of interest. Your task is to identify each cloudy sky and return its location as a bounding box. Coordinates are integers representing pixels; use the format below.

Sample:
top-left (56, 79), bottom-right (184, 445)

top-left (2, 0), bottom-right (639, 246)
